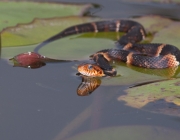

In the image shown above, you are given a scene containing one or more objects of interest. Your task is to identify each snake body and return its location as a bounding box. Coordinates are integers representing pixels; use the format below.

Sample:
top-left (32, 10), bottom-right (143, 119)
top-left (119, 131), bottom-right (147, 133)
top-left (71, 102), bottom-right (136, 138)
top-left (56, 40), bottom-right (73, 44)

top-left (35, 19), bottom-right (180, 77)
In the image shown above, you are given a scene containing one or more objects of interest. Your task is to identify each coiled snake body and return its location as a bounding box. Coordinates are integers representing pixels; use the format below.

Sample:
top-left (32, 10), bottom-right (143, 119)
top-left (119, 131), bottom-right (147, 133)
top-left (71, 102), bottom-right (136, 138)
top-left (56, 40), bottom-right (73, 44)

top-left (35, 19), bottom-right (180, 77)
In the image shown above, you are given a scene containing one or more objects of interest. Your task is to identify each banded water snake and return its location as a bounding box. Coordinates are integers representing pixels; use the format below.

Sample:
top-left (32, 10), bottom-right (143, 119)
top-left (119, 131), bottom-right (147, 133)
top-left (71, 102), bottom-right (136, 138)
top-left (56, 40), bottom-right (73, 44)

top-left (9, 19), bottom-right (180, 77)
top-left (33, 19), bottom-right (180, 77)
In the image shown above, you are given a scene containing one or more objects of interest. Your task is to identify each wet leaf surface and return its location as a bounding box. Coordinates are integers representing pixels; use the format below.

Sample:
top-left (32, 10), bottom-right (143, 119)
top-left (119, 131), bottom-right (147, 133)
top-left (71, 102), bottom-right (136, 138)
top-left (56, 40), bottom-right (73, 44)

top-left (114, 15), bottom-right (180, 112)
top-left (132, 16), bottom-right (173, 34)
top-left (1, 16), bottom-right (100, 47)
top-left (66, 125), bottom-right (180, 140)
top-left (118, 79), bottom-right (180, 108)
top-left (0, 1), bottom-right (92, 30)
top-left (101, 64), bottom-right (180, 86)
top-left (152, 22), bottom-right (180, 47)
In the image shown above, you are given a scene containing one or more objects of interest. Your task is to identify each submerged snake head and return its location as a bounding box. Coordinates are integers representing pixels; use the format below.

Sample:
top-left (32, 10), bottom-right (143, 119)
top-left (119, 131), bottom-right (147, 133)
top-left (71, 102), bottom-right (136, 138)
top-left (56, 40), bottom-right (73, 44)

top-left (77, 63), bottom-right (105, 77)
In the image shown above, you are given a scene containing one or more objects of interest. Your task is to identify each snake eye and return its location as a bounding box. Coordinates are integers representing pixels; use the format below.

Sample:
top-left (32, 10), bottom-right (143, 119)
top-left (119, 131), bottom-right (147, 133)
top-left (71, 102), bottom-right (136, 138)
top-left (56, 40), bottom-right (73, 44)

top-left (88, 64), bottom-right (93, 70)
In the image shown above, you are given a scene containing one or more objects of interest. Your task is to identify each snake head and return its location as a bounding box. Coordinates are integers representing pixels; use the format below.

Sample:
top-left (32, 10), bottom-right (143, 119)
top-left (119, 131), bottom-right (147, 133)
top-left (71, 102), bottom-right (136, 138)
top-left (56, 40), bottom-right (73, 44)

top-left (77, 63), bottom-right (105, 77)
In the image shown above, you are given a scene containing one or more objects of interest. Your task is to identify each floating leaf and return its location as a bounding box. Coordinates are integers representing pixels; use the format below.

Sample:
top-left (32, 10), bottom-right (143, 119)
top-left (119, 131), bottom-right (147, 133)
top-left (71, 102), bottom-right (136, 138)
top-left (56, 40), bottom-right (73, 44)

top-left (152, 22), bottom-right (180, 47)
top-left (1, 16), bottom-right (100, 47)
top-left (2, 15), bottom-right (174, 47)
top-left (66, 126), bottom-right (180, 140)
top-left (133, 15), bottom-right (173, 34)
top-left (37, 36), bottom-right (113, 59)
top-left (0, 1), bottom-right (95, 47)
top-left (101, 64), bottom-right (180, 86)
top-left (0, 1), bottom-right (93, 31)
top-left (118, 79), bottom-right (180, 108)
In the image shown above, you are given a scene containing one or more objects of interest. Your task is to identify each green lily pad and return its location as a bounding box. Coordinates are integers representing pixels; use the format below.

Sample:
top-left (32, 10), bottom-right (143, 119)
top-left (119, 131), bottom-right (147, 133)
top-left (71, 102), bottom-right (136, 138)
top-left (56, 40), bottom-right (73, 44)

top-left (118, 79), bottom-right (180, 108)
top-left (0, 1), bottom-right (93, 30)
top-left (0, 1), bottom-right (94, 47)
top-left (101, 64), bottom-right (180, 86)
top-left (133, 15), bottom-right (173, 34)
top-left (1, 16), bottom-right (100, 47)
top-left (152, 22), bottom-right (180, 47)
top-left (2, 15), bottom-right (173, 47)
top-left (66, 125), bottom-right (180, 140)
top-left (2, 44), bottom-right (36, 59)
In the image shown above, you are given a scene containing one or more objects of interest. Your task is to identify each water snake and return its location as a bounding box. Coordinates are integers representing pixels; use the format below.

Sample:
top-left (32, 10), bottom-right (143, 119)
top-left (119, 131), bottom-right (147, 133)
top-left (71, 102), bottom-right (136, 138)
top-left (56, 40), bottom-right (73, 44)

top-left (33, 20), bottom-right (180, 77)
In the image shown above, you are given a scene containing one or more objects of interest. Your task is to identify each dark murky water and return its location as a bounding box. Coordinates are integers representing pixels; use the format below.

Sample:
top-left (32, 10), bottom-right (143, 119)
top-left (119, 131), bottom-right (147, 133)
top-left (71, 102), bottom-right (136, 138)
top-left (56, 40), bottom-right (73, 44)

top-left (58, 0), bottom-right (180, 20)
top-left (1, 0), bottom-right (180, 140)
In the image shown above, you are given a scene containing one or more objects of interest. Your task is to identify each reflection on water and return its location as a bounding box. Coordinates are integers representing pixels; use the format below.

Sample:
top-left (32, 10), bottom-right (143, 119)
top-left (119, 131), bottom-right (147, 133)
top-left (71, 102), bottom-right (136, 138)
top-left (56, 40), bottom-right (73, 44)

top-left (77, 76), bottom-right (101, 96)
top-left (143, 99), bottom-right (180, 117)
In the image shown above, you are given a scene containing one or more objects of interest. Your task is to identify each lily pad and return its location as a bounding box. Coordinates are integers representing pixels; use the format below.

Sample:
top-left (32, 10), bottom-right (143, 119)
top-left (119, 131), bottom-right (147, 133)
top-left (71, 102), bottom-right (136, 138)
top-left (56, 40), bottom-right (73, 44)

top-left (0, 1), bottom-right (93, 31)
top-left (118, 79), bottom-right (180, 108)
top-left (152, 22), bottom-right (180, 47)
top-left (66, 125), bottom-right (180, 140)
top-left (101, 63), bottom-right (180, 86)
top-left (132, 15), bottom-right (173, 34)
top-left (2, 15), bottom-right (173, 47)
top-left (1, 16), bottom-right (100, 47)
